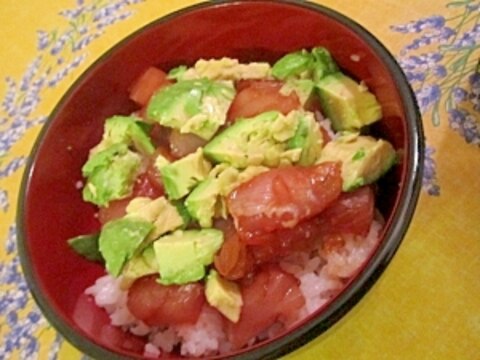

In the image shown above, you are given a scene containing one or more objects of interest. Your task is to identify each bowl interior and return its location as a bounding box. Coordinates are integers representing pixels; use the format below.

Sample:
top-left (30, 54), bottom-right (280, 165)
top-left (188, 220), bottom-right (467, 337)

top-left (18, 1), bottom-right (421, 359)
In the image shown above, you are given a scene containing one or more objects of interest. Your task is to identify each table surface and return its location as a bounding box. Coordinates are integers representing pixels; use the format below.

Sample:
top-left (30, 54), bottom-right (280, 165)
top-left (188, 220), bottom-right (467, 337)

top-left (1, 0), bottom-right (479, 359)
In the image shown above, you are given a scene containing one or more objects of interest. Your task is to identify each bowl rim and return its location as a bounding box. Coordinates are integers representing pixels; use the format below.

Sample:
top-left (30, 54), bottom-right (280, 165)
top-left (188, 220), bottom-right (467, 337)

top-left (16, 0), bottom-right (424, 359)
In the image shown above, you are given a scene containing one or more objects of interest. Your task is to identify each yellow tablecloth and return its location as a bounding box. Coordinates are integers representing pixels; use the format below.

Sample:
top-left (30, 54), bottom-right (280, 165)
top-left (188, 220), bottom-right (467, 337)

top-left (1, 1), bottom-right (479, 359)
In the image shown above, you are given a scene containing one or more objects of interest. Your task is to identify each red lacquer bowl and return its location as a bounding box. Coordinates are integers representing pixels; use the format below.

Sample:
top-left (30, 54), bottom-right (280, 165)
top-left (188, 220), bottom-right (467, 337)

top-left (17, 1), bottom-right (424, 359)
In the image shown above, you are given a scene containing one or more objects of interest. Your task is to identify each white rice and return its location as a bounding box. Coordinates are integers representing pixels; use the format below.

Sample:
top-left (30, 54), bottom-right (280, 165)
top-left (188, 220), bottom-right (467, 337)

top-left (85, 220), bottom-right (382, 357)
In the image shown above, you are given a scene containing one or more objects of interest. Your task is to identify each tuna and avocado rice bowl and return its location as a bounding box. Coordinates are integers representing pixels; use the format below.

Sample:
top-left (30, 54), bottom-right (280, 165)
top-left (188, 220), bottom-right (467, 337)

top-left (67, 47), bottom-right (398, 357)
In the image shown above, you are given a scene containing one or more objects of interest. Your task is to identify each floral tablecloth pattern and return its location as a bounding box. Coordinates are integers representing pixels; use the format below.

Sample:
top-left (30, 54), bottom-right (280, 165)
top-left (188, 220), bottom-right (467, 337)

top-left (1, 1), bottom-right (479, 359)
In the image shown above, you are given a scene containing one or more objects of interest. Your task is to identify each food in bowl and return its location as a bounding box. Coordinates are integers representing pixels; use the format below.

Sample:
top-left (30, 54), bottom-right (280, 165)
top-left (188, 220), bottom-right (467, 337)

top-left (67, 47), bottom-right (397, 357)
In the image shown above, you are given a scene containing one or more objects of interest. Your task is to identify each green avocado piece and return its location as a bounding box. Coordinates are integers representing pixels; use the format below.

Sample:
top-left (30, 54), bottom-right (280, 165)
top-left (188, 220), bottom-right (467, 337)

top-left (203, 110), bottom-right (303, 168)
top-left (185, 177), bottom-right (220, 228)
top-left (125, 196), bottom-right (187, 241)
top-left (82, 143), bottom-right (141, 206)
top-left (98, 218), bottom-right (154, 277)
top-left (153, 229), bottom-right (224, 285)
top-left (205, 269), bottom-right (243, 323)
top-left (122, 245), bottom-right (158, 285)
top-left (91, 116), bottom-right (154, 155)
top-left (287, 111), bottom-right (324, 166)
top-left (272, 47), bottom-right (338, 81)
top-left (310, 47), bottom-right (339, 82)
top-left (167, 65), bottom-right (188, 81)
top-left (146, 78), bottom-right (235, 140)
top-left (160, 148), bottom-right (212, 200)
top-left (317, 133), bottom-right (397, 191)
top-left (316, 73), bottom-right (382, 131)
top-left (172, 201), bottom-right (192, 228)
top-left (67, 233), bottom-right (103, 262)
top-left (272, 49), bottom-right (313, 80)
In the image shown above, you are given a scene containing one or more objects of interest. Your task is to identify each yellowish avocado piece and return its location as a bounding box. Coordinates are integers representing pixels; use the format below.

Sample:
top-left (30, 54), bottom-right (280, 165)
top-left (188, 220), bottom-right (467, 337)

top-left (209, 163), bottom-right (269, 197)
top-left (205, 269), bottom-right (243, 323)
top-left (317, 133), bottom-right (397, 191)
top-left (160, 148), bottom-right (212, 200)
top-left (203, 110), bottom-right (303, 168)
top-left (185, 164), bottom-right (269, 227)
top-left (154, 153), bottom-right (170, 172)
top-left (317, 73), bottom-right (382, 131)
top-left (121, 246), bottom-right (157, 289)
top-left (185, 178), bottom-right (220, 228)
top-left (125, 196), bottom-right (185, 241)
top-left (173, 57), bottom-right (272, 81)
top-left (280, 79), bottom-right (315, 106)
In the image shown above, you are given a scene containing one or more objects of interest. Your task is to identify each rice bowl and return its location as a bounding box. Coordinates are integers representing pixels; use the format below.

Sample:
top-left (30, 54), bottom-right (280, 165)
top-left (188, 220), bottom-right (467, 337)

top-left (17, 1), bottom-right (423, 359)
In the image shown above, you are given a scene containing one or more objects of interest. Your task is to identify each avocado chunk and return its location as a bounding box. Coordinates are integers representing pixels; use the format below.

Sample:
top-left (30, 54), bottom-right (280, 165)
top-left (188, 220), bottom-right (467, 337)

top-left (160, 148), bottom-right (212, 200)
top-left (316, 73), bottom-right (382, 131)
top-left (125, 196), bottom-right (187, 241)
top-left (90, 115), bottom-right (155, 156)
top-left (212, 164), bottom-right (269, 196)
top-left (67, 233), bottom-right (102, 262)
top-left (99, 217), bottom-right (153, 276)
top-left (203, 110), bottom-right (304, 168)
top-left (185, 178), bottom-right (220, 228)
top-left (272, 49), bottom-right (312, 80)
top-left (317, 133), bottom-right (397, 191)
top-left (121, 245), bottom-right (158, 288)
top-left (280, 79), bottom-right (315, 106)
top-left (154, 152), bottom-right (170, 171)
top-left (310, 47), bottom-right (340, 81)
top-left (153, 229), bottom-right (223, 285)
top-left (82, 143), bottom-right (141, 206)
top-left (287, 111), bottom-right (324, 166)
top-left (146, 78), bottom-right (235, 140)
top-left (272, 47), bottom-right (338, 81)
top-left (205, 269), bottom-right (243, 323)
top-left (185, 164), bottom-right (269, 227)
top-left (170, 57), bottom-right (272, 81)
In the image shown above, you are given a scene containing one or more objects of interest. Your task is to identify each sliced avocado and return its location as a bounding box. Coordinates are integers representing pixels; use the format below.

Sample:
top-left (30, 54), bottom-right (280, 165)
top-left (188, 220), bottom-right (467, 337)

top-left (146, 78), bottom-right (235, 140)
top-left (287, 111), bottom-right (324, 166)
top-left (154, 152), bottom-right (170, 171)
top-left (82, 143), bottom-right (141, 206)
top-left (169, 58), bottom-right (272, 82)
top-left (316, 73), bottom-right (382, 131)
top-left (185, 178), bottom-right (220, 228)
top-left (203, 110), bottom-right (303, 168)
top-left (153, 229), bottom-right (223, 285)
top-left (91, 116), bottom-right (154, 155)
top-left (280, 79), bottom-right (315, 106)
top-left (167, 65), bottom-right (188, 81)
top-left (272, 50), bottom-right (312, 80)
top-left (160, 148), bottom-right (212, 200)
top-left (205, 269), bottom-right (243, 323)
top-left (317, 133), bottom-right (397, 191)
top-left (272, 47), bottom-right (338, 81)
top-left (310, 47), bottom-right (339, 82)
top-left (125, 196), bottom-right (186, 241)
top-left (121, 245), bottom-right (158, 288)
top-left (99, 218), bottom-right (153, 276)
top-left (185, 164), bottom-right (269, 227)
top-left (67, 233), bottom-right (102, 262)
top-left (214, 164), bottom-right (269, 196)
